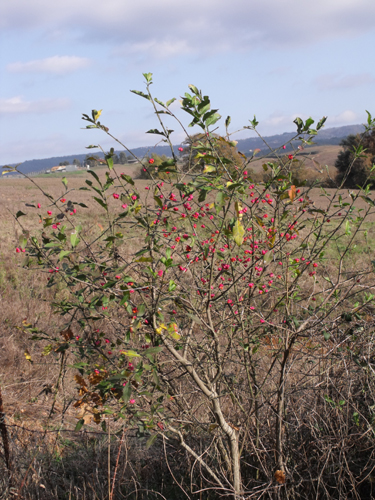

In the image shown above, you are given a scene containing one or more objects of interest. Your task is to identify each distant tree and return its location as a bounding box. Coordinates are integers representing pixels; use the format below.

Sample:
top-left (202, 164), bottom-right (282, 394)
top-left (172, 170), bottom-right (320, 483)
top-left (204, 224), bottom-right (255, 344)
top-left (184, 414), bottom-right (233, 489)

top-left (335, 132), bottom-right (375, 187)
top-left (73, 158), bottom-right (81, 167)
top-left (181, 133), bottom-right (246, 174)
top-left (119, 152), bottom-right (127, 164)
top-left (112, 153), bottom-right (119, 165)
top-left (59, 161), bottom-right (69, 166)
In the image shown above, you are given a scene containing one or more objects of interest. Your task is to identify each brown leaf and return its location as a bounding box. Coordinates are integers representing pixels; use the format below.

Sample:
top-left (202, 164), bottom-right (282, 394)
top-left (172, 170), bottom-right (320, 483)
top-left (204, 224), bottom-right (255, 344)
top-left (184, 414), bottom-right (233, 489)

top-left (88, 372), bottom-right (104, 385)
top-left (275, 470), bottom-right (286, 484)
top-left (79, 386), bottom-right (88, 396)
top-left (90, 392), bottom-right (103, 405)
top-left (60, 327), bottom-right (73, 340)
top-left (74, 375), bottom-right (87, 387)
top-left (288, 185), bottom-right (296, 203)
top-left (73, 399), bottom-right (84, 408)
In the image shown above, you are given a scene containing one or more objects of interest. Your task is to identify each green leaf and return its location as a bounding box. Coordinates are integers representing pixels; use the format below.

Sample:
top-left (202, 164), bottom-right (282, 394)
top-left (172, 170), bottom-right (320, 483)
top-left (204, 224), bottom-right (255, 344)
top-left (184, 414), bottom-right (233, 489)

top-left (146, 434), bottom-right (158, 449)
top-left (323, 331), bottom-right (331, 341)
top-left (59, 250), bottom-right (71, 261)
top-left (106, 156), bottom-right (113, 170)
top-left (16, 211), bottom-right (26, 218)
top-left (143, 72), bottom-right (153, 83)
top-left (144, 346), bottom-right (163, 355)
top-left (233, 220), bottom-right (245, 246)
top-left (70, 233), bottom-right (80, 248)
top-left (188, 84), bottom-right (199, 95)
top-left (122, 383), bottom-right (132, 403)
top-left (166, 98), bottom-right (176, 107)
top-left (360, 195), bottom-right (375, 206)
top-left (130, 90), bottom-right (150, 101)
top-left (215, 191), bottom-right (226, 214)
top-left (154, 196), bottom-right (163, 208)
top-left (88, 169), bottom-right (102, 186)
top-left (146, 129), bottom-right (165, 136)
top-left (120, 174), bottom-right (134, 185)
top-left (316, 116), bottom-right (327, 131)
top-left (62, 177), bottom-right (68, 189)
top-left (303, 117), bottom-right (314, 131)
top-left (137, 304), bottom-right (146, 317)
top-left (154, 98), bottom-right (165, 107)
top-left (205, 112), bottom-right (221, 127)
top-left (294, 117), bottom-right (303, 134)
top-left (168, 280), bottom-right (177, 292)
top-left (93, 197), bottom-right (108, 211)
top-left (75, 418), bottom-right (84, 431)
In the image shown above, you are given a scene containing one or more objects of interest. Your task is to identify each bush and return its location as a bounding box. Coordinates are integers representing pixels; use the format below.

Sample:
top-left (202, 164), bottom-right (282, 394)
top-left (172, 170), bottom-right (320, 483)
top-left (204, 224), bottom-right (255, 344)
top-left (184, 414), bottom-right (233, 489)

top-left (335, 130), bottom-right (375, 187)
top-left (4, 75), bottom-right (375, 499)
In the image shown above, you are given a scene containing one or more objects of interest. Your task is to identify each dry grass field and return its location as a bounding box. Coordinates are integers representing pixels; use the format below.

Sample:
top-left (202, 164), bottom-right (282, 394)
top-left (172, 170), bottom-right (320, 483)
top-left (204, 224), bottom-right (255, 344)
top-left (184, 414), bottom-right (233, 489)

top-left (2, 151), bottom-right (375, 498)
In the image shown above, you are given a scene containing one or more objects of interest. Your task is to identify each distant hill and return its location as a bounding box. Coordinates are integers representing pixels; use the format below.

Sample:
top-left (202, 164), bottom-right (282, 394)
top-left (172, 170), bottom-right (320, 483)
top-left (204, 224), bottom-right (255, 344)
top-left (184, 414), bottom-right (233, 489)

top-left (2, 124), bottom-right (365, 176)
top-left (236, 124), bottom-right (365, 155)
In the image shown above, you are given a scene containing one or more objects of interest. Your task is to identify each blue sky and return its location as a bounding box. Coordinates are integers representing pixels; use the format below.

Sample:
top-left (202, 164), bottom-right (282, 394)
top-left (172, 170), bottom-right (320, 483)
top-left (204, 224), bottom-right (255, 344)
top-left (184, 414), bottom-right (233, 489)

top-left (1, 0), bottom-right (375, 165)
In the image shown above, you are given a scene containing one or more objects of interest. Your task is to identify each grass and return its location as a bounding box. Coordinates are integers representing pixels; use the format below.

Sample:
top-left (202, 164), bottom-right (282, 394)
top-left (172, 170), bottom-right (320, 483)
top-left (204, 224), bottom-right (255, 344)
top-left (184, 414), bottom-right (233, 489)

top-left (2, 163), bottom-right (375, 499)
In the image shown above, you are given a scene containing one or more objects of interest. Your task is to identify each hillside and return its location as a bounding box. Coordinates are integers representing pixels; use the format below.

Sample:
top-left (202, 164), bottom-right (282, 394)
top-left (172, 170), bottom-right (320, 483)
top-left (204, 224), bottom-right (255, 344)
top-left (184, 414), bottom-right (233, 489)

top-left (1, 123), bottom-right (365, 176)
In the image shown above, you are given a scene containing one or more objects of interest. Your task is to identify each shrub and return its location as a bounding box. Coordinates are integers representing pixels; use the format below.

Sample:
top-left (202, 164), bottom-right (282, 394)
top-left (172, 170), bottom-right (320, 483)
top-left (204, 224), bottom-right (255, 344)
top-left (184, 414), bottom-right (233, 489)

top-left (335, 129), bottom-right (375, 187)
top-left (4, 75), bottom-right (375, 499)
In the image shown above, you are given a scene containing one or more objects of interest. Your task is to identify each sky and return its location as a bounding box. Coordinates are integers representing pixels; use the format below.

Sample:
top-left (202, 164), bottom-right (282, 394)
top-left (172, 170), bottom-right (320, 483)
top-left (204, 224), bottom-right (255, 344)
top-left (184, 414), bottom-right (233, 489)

top-left (1, 0), bottom-right (375, 165)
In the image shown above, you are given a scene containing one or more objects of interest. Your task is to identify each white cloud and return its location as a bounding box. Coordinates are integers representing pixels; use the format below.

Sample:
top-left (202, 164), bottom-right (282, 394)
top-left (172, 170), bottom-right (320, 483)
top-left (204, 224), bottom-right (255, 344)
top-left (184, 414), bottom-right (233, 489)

top-left (0, 96), bottom-right (71, 114)
top-left (7, 56), bottom-right (91, 75)
top-left (328, 110), bottom-right (360, 125)
top-left (2, 1), bottom-right (375, 58)
top-left (115, 39), bottom-right (192, 60)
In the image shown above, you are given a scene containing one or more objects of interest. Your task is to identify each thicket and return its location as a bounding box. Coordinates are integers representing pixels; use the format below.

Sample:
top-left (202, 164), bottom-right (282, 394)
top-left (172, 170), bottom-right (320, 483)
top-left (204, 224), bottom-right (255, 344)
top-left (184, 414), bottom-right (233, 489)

top-left (2, 74), bottom-right (375, 499)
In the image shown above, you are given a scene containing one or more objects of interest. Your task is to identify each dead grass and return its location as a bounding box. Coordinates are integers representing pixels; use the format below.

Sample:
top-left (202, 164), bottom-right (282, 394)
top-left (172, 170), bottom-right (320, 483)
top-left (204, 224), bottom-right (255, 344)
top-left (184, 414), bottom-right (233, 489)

top-left (2, 166), bottom-right (375, 498)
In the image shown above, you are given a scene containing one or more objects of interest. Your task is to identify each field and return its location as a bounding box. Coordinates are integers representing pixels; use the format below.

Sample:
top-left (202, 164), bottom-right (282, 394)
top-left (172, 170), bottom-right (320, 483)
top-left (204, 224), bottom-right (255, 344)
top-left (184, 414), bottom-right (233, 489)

top-left (2, 153), bottom-right (375, 499)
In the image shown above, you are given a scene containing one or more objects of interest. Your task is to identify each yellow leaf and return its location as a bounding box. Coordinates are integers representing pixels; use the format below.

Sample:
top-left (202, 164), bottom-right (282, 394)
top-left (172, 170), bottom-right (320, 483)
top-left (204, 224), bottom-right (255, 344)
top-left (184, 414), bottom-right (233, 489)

top-left (233, 220), bottom-right (245, 246)
top-left (94, 109), bottom-right (102, 121)
top-left (203, 165), bottom-right (216, 173)
top-left (235, 201), bottom-right (243, 221)
top-left (134, 204), bottom-right (142, 214)
top-left (120, 350), bottom-right (141, 358)
top-left (226, 181), bottom-right (234, 187)
top-left (167, 323), bottom-right (181, 340)
top-left (156, 323), bottom-right (167, 335)
top-left (24, 350), bottom-right (33, 363)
